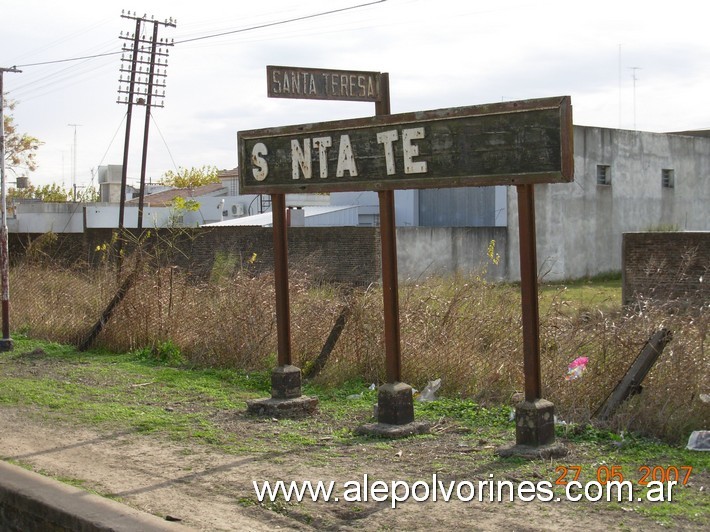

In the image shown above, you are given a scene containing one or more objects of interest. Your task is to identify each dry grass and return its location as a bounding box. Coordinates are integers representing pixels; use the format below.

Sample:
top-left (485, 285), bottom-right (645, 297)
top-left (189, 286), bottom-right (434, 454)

top-left (9, 253), bottom-right (708, 445)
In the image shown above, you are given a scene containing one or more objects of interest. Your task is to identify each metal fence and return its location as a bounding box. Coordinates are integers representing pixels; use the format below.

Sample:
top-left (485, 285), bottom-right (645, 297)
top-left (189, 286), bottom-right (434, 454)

top-left (8, 232), bottom-right (709, 442)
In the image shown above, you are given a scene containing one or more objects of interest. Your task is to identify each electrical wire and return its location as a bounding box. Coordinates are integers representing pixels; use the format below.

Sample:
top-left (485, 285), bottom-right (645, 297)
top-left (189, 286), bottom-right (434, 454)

top-left (174, 0), bottom-right (386, 45)
top-left (13, 50), bottom-right (122, 69)
top-left (4, 0), bottom-right (391, 189)
top-left (149, 114), bottom-right (179, 173)
top-left (53, 111), bottom-right (128, 235)
top-left (95, 112), bottom-right (128, 170)
top-left (8, 16), bottom-right (115, 66)
top-left (12, 1), bottom-right (387, 69)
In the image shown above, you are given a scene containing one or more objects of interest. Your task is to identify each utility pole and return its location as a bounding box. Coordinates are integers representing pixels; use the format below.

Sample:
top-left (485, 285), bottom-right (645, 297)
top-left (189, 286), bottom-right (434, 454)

top-left (0, 66), bottom-right (22, 352)
top-left (117, 11), bottom-right (175, 234)
top-left (68, 124), bottom-right (81, 200)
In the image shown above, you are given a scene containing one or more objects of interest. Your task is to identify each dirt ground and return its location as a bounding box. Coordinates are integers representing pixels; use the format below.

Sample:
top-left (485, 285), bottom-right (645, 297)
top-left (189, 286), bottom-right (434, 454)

top-left (0, 405), bottom-right (702, 532)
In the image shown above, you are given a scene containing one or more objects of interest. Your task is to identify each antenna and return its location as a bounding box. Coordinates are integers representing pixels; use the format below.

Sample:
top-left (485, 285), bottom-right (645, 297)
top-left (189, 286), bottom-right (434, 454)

top-left (68, 124), bottom-right (82, 200)
top-left (630, 67), bottom-right (641, 130)
top-left (618, 44), bottom-right (622, 129)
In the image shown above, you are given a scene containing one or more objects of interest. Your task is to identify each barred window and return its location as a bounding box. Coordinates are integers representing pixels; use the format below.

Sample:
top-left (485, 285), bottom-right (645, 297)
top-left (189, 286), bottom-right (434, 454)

top-left (662, 169), bottom-right (675, 189)
top-left (597, 165), bottom-right (611, 186)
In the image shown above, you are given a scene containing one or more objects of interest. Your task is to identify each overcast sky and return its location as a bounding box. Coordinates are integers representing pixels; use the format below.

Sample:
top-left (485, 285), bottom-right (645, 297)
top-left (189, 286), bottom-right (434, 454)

top-left (2, 0), bottom-right (709, 190)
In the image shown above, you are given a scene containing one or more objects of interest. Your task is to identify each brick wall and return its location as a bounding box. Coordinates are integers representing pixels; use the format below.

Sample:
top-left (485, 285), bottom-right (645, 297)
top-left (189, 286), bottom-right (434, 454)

top-left (9, 226), bottom-right (381, 286)
top-left (622, 232), bottom-right (709, 305)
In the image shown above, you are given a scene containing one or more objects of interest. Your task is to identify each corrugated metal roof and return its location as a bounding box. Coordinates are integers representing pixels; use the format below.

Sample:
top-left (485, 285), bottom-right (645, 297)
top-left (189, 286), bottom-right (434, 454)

top-left (201, 205), bottom-right (357, 227)
top-left (127, 183), bottom-right (227, 207)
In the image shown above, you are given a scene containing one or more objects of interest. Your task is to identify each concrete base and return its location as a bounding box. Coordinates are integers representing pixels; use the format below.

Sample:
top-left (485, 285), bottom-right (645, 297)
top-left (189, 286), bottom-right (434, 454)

top-left (496, 442), bottom-right (568, 459)
top-left (514, 398), bottom-right (557, 447)
top-left (271, 365), bottom-right (302, 399)
top-left (356, 382), bottom-right (429, 438)
top-left (246, 395), bottom-right (318, 418)
top-left (0, 338), bottom-right (13, 352)
top-left (377, 382), bottom-right (415, 425)
top-left (356, 421), bottom-right (430, 439)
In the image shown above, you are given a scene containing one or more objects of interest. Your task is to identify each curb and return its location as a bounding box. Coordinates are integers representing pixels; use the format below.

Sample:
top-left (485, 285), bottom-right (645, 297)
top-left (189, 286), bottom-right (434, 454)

top-left (0, 460), bottom-right (195, 531)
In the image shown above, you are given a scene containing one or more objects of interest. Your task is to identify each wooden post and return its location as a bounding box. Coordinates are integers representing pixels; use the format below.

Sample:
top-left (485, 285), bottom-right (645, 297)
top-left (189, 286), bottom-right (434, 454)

top-left (246, 192), bottom-right (318, 415)
top-left (271, 193), bottom-right (291, 367)
top-left (374, 73), bottom-right (403, 385)
top-left (517, 184), bottom-right (542, 401)
top-left (595, 329), bottom-right (672, 420)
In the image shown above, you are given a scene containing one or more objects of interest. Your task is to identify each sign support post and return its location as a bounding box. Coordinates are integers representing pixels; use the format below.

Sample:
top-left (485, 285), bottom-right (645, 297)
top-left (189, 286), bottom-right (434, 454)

top-left (370, 73), bottom-right (425, 434)
top-left (497, 183), bottom-right (566, 457)
top-left (240, 88), bottom-right (573, 447)
top-left (245, 193), bottom-right (318, 417)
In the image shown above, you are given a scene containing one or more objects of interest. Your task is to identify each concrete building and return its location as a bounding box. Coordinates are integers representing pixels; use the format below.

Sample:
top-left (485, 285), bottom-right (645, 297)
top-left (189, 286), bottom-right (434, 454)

top-left (509, 126), bottom-right (709, 280)
top-left (366, 125), bottom-right (709, 281)
top-left (9, 126), bottom-right (709, 282)
top-left (202, 125), bottom-right (710, 282)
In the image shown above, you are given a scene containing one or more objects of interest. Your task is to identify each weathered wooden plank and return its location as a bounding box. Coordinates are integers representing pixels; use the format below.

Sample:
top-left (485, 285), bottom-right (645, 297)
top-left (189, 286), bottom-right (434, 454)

top-left (238, 96), bottom-right (573, 194)
top-left (594, 328), bottom-right (673, 420)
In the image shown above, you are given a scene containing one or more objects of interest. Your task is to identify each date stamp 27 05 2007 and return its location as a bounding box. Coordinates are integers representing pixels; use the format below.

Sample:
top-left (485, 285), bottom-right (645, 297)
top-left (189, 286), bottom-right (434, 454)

top-left (555, 465), bottom-right (693, 487)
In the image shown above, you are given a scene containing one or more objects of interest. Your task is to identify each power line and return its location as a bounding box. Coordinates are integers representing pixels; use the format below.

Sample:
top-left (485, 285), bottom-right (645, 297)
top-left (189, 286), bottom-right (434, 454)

top-left (174, 0), bottom-right (387, 45)
top-left (150, 114), bottom-right (179, 173)
top-left (9, 16), bottom-right (114, 66)
top-left (95, 111), bottom-right (128, 171)
top-left (13, 50), bottom-right (121, 69)
top-left (13, 1), bottom-right (387, 68)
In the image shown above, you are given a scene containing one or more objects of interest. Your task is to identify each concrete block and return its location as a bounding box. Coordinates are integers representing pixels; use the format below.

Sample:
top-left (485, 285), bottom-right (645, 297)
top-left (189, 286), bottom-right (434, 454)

top-left (514, 398), bottom-right (556, 447)
top-left (377, 382), bottom-right (414, 425)
top-left (246, 395), bottom-right (318, 418)
top-left (356, 421), bottom-right (430, 439)
top-left (271, 365), bottom-right (302, 399)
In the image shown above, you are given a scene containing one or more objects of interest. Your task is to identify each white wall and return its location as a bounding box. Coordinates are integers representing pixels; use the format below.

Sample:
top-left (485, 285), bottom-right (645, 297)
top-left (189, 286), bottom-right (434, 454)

top-left (330, 190), bottom-right (418, 226)
top-left (507, 126), bottom-right (710, 281)
top-left (14, 202), bottom-right (84, 233)
top-left (85, 204), bottom-right (172, 228)
top-left (396, 226), bottom-right (508, 282)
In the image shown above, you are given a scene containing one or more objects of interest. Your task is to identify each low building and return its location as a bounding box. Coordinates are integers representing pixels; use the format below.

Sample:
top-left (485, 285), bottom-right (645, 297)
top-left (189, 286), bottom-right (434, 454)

top-left (8, 126), bottom-right (709, 282)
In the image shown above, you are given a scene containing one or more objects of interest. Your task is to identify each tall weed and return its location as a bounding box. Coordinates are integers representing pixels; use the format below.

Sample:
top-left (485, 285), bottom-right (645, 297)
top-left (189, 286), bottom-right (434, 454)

top-left (9, 258), bottom-right (707, 444)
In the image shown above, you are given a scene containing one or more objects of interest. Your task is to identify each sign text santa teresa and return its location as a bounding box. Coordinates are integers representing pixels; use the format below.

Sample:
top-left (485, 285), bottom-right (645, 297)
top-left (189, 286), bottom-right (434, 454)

top-left (238, 96), bottom-right (573, 194)
top-left (267, 65), bottom-right (381, 102)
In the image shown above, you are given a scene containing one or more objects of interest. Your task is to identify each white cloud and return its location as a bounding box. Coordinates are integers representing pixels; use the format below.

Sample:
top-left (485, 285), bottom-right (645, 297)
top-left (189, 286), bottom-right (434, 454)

top-left (2, 0), bottom-right (709, 188)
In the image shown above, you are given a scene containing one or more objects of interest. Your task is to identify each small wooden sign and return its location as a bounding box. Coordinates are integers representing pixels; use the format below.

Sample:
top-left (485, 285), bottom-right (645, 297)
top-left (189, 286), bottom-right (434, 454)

top-left (267, 65), bottom-right (381, 102)
top-left (238, 96), bottom-right (573, 194)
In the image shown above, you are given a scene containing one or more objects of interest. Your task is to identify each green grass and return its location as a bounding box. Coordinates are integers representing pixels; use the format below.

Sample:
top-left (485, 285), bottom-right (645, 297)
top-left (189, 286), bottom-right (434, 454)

top-left (1, 335), bottom-right (707, 528)
top-left (540, 273), bottom-right (622, 314)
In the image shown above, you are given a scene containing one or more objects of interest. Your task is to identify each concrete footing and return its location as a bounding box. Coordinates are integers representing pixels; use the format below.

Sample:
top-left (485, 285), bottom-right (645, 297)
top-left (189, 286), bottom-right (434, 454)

top-left (246, 365), bottom-right (318, 418)
top-left (270, 364), bottom-right (302, 399)
top-left (377, 382), bottom-right (415, 424)
top-left (357, 382), bottom-right (430, 438)
top-left (246, 395), bottom-right (318, 418)
top-left (356, 420), bottom-right (430, 438)
top-left (496, 442), bottom-right (568, 459)
top-left (514, 398), bottom-right (557, 446)
top-left (496, 398), bottom-right (566, 459)
top-left (0, 338), bottom-right (13, 352)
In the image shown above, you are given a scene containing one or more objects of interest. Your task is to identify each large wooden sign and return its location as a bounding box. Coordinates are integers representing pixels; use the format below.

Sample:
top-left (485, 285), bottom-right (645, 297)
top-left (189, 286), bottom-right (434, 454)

top-left (238, 96), bottom-right (573, 194)
top-left (267, 65), bottom-right (381, 102)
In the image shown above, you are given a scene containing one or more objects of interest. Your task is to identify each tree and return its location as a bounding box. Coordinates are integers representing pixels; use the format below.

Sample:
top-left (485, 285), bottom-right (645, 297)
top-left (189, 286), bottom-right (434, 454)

top-left (159, 165), bottom-right (220, 189)
top-left (2, 97), bottom-right (42, 176)
top-left (9, 183), bottom-right (70, 202)
top-left (75, 185), bottom-right (100, 203)
top-left (9, 182), bottom-right (100, 203)
top-left (167, 196), bottom-right (200, 227)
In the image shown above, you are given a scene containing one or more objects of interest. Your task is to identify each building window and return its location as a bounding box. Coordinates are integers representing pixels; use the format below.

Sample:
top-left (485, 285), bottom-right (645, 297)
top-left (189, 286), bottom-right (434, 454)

top-left (662, 169), bottom-right (675, 189)
top-left (597, 165), bottom-right (611, 185)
